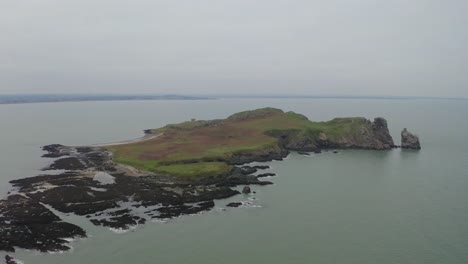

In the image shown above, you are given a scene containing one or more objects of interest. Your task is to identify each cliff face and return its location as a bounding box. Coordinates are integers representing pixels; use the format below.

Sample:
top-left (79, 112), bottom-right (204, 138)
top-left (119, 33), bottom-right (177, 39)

top-left (319, 118), bottom-right (394, 150)
top-left (401, 128), bottom-right (421, 149)
top-left (272, 117), bottom-right (395, 151)
top-left (371, 118), bottom-right (395, 147)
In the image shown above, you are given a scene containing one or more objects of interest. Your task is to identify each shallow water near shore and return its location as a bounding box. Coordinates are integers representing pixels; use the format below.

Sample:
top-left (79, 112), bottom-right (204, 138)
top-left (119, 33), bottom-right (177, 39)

top-left (1, 98), bottom-right (468, 263)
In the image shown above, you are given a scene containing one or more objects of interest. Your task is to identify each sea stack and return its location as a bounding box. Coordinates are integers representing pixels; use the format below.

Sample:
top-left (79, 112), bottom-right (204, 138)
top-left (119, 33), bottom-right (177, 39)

top-left (401, 128), bottom-right (421, 150)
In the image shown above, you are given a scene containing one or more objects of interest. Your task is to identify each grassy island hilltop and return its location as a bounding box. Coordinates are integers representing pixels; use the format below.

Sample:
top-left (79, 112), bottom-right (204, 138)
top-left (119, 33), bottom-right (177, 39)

top-left (106, 108), bottom-right (394, 180)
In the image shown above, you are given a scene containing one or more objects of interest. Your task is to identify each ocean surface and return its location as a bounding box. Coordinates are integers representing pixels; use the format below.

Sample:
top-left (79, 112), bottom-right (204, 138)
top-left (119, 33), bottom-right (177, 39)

top-left (1, 98), bottom-right (467, 264)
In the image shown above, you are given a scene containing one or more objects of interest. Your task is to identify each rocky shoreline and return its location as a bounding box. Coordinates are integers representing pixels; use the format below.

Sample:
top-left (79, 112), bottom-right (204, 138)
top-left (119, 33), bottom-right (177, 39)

top-left (0, 144), bottom-right (275, 253)
top-left (1, 115), bottom-right (419, 255)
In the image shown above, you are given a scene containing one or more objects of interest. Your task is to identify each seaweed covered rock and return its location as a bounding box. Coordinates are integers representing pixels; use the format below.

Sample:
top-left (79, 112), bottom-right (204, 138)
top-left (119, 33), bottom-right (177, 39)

top-left (226, 202), bottom-right (242, 207)
top-left (0, 195), bottom-right (86, 252)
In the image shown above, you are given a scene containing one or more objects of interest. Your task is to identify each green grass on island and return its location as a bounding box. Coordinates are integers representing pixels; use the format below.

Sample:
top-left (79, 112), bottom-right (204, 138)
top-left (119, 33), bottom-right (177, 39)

top-left (155, 162), bottom-right (233, 180)
top-left (106, 108), bottom-right (368, 180)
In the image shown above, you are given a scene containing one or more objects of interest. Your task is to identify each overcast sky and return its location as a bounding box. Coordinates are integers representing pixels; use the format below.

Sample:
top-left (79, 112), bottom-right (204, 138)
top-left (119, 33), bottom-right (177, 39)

top-left (1, 0), bottom-right (467, 97)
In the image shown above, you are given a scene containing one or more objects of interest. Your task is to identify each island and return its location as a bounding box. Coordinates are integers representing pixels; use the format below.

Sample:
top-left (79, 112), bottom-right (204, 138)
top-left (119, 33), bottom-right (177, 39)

top-left (1, 108), bottom-right (402, 253)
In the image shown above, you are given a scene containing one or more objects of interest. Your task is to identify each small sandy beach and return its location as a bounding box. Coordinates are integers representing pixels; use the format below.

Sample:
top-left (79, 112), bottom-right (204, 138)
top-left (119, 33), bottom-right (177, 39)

top-left (93, 133), bottom-right (162, 147)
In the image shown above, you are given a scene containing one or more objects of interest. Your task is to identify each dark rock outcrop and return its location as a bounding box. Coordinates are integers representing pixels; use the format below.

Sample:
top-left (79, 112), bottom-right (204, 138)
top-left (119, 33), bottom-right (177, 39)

top-left (401, 128), bottom-right (421, 149)
top-left (226, 202), bottom-right (242, 207)
top-left (239, 166), bottom-right (258, 175)
top-left (41, 144), bottom-right (69, 158)
top-left (252, 165), bottom-right (270, 170)
top-left (0, 195), bottom-right (86, 252)
top-left (44, 157), bottom-right (86, 170)
top-left (5, 255), bottom-right (19, 264)
top-left (240, 165), bottom-right (271, 174)
top-left (219, 173), bottom-right (273, 187)
top-left (229, 146), bottom-right (288, 165)
top-left (0, 145), bottom-right (275, 252)
top-left (323, 117), bottom-right (395, 150)
top-left (257, 173), bottom-right (276, 178)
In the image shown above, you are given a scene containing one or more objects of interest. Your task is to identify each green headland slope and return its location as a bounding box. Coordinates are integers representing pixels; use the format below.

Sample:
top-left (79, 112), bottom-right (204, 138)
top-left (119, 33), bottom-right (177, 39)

top-left (106, 108), bottom-right (395, 180)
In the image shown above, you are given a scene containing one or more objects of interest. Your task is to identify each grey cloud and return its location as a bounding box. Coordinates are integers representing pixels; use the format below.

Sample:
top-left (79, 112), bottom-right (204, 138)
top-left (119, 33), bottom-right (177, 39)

top-left (0, 0), bottom-right (467, 96)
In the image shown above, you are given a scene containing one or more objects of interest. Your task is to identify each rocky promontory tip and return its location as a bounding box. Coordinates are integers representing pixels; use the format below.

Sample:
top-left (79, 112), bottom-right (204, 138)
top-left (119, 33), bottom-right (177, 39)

top-left (401, 128), bottom-right (421, 150)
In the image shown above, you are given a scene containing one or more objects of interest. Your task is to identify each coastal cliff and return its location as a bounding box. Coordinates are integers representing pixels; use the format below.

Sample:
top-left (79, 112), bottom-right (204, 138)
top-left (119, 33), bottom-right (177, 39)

top-left (268, 116), bottom-right (395, 152)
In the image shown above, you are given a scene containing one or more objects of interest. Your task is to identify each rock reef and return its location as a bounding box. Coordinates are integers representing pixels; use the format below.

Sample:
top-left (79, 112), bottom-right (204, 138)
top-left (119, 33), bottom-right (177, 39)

top-left (0, 145), bottom-right (271, 252)
top-left (0, 194), bottom-right (86, 252)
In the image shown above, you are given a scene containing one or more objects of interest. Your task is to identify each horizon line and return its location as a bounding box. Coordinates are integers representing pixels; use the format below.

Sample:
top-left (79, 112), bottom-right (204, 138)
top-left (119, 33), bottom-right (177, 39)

top-left (0, 93), bottom-right (467, 101)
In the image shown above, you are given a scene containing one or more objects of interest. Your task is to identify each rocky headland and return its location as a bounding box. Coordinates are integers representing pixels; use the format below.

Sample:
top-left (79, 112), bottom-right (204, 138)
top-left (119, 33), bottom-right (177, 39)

top-left (0, 108), bottom-right (419, 254)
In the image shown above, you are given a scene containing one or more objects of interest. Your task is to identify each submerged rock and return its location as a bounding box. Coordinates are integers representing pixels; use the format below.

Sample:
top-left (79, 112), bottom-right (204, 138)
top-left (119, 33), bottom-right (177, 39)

top-left (401, 128), bottom-right (421, 150)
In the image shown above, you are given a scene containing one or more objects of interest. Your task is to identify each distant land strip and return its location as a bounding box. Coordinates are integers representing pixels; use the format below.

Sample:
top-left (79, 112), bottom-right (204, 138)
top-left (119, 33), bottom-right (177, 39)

top-left (0, 94), bottom-right (466, 105)
top-left (0, 94), bottom-right (213, 104)
top-left (213, 94), bottom-right (468, 100)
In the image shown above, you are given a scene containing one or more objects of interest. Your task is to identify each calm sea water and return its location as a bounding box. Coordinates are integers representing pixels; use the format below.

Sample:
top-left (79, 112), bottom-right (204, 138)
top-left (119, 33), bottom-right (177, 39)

top-left (1, 99), bottom-right (467, 264)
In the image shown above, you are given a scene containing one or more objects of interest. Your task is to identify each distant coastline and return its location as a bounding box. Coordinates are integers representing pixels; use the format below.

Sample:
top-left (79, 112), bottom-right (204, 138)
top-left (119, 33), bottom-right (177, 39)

top-left (0, 93), bottom-right (466, 105)
top-left (0, 94), bottom-right (213, 105)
